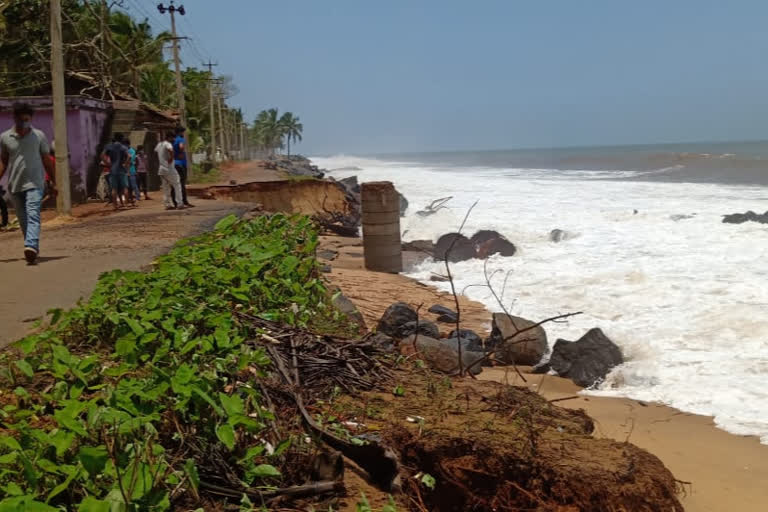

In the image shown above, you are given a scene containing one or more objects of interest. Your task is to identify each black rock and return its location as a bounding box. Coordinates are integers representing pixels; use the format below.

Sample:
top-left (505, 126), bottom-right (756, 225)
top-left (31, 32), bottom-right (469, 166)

top-left (398, 192), bottom-right (409, 217)
top-left (531, 362), bottom-right (551, 374)
top-left (428, 304), bottom-right (456, 316)
top-left (548, 328), bottom-right (623, 388)
top-left (317, 249), bottom-right (338, 261)
top-left (402, 239), bottom-right (434, 254)
top-left (549, 229), bottom-right (572, 242)
top-left (487, 312), bottom-right (547, 366)
top-left (368, 332), bottom-right (396, 352)
top-left (433, 233), bottom-right (476, 262)
top-left (476, 237), bottom-right (516, 258)
top-left (339, 175), bottom-right (360, 194)
top-left (399, 320), bottom-right (440, 339)
top-left (449, 329), bottom-right (484, 349)
top-left (403, 335), bottom-right (484, 375)
top-left (377, 302), bottom-right (418, 338)
top-left (722, 210), bottom-right (768, 224)
top-left (443, 333), bottom-right (484, 353)
top-left (436, 313), bottom-right (457, 323)
top-left (331, 291), bottom-right (365, 330)
top-left (470, 230), bottom-right (503, 246)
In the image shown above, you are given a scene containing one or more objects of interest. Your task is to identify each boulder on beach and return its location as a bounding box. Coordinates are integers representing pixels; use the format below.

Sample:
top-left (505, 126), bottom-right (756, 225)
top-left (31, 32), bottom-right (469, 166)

top-left (476, 237), bottom-right (517, 258)
top-left (722, 210), bottom-right (768, 224)
top-left (339, 175), bottom-right (360, 195)
top-left (368, 332), bottom-right (396, 352)
top-left (377, 302), bottom-right (418, 338)
top-left (470, 230), bottom-right (517, 258)
top-left (398, 192), bottom-right (409, 217)
top-left (331, 289), bottom-right (366, 331)
top-left (487, 312), bottom-right (547, 366)
top-left (399, 320), bottom-right (440, 339)
top-left (449, 328), bottom-right (484, 348)
top-left (547, 328), bottom-right (623, 388)
top-left (401, 334), bottom-right (484, 375)
top-left (428, 304), bottom-right (458, 323)
top-left (433, 233), bottom-right (476, 262)
top-left (402, 239), bottom-right (434, 254)
top-left (444, 332), bottom-right (484, 353)
top-left (549, 229), bottom-right (571, 242)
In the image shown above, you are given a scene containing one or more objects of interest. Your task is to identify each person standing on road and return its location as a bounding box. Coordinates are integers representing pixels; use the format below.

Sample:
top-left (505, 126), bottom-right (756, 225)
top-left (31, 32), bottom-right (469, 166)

top-left (173, 126), bottom-right (193, 208)
top-left (155, 131), bottom-right (183, 210)
top-left (135, 145), bottom-right (150, 200)
top-left (126, 142), bottom-right (140, 204)
top-left (0, 102), bottom-right (54, 264)
top-left (102, 133), bottom-right (129, 210)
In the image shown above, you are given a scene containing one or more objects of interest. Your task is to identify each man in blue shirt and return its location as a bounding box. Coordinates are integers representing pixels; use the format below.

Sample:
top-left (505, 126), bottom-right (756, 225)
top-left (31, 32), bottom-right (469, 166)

top-left (173, 126), bottom-right (193, 207)
top-left (102, 133), bottom-right (129, 210)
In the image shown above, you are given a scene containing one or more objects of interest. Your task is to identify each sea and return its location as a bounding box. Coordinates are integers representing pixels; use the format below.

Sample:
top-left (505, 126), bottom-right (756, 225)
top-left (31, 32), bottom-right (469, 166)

top-left (312, 140), bottom-right (768, 444)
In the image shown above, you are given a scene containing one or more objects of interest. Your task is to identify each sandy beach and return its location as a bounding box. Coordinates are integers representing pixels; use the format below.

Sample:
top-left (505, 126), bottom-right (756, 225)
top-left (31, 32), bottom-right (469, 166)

top-left (321, 233), bottom-right (768, 512)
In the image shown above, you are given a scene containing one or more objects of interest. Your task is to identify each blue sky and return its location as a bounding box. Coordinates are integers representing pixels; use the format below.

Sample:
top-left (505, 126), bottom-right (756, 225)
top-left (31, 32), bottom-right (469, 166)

top-left (129, 0), bottom-right (768, 154)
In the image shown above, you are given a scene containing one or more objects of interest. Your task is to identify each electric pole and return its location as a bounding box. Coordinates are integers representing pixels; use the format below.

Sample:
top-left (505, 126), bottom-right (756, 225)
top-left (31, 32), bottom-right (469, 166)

top-left (239, 122), bottom-right (246, 161)
top-left (216, 90), bottom-right (229, 158)
top-left (203, 61), bottom-right (217, 161)
top-left (50, 0), bottom-right (71, 215)
top-left (157, 1), bottom-right (186, 127)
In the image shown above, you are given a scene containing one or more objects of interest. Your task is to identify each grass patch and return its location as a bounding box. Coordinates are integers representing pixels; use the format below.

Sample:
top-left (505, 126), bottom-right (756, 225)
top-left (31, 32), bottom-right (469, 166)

top-left (0, 214), bottom-right (352, 511)
top-left (187, 163), bottom-right (222, 184)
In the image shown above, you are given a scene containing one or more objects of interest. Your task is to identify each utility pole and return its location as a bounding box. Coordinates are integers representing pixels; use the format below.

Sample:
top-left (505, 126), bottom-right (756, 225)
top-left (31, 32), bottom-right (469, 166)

top-left (157, 1), bottom-right (186, 127)
top-left (239, 122), bottom-right (246, 161)
top-left (50, 0), bottom-right (71, 215)
top-left (216, 90), bottom-right (228, 159)
top-left (203, 61), bottom-right (217, 161)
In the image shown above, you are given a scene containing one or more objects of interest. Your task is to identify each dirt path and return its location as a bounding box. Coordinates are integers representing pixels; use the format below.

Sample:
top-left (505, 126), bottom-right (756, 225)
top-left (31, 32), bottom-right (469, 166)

top-left (0, 199), bottom-right (251, 347)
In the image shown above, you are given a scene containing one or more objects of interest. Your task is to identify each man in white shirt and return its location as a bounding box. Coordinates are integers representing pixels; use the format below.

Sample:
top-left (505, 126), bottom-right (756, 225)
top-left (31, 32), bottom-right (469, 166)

top-left (155, 131), bottom-right (183, 210)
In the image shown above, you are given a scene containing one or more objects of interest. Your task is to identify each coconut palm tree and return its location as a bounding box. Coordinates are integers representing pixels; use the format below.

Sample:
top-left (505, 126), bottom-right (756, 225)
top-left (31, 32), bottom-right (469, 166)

top-left (252, 108), bottom-right (283, 155)
top-left (279, 112), bottom-right (303, 156)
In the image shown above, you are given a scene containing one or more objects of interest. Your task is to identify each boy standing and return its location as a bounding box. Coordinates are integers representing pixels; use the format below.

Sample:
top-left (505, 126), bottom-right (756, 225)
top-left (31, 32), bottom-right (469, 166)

top-left (155, 132), bottom-right (183, 210)
top-left (102, 133), bottom-right (129, 210)
top-left (135, 145), bottom-right (150, 200)
top-left (173, 126), bottom-right (193, 207)
top-left (0, 102), bottom-right (54, 264)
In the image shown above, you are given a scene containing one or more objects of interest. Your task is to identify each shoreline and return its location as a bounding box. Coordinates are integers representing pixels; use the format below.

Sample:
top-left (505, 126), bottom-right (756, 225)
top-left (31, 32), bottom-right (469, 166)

top-left (319, 232), bottom-right (768, 512)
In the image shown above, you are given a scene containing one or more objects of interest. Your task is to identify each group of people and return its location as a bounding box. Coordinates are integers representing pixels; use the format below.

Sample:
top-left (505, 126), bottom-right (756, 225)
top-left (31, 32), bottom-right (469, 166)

top-left (101, 126), bottom-right (193, 211)
top-left (0, 101), bottom-right (196, 265)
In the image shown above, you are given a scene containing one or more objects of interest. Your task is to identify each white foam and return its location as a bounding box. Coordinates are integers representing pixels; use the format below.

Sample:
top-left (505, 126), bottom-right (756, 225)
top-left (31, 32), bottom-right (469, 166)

top-left (316, 154), bottom-right (768, 444)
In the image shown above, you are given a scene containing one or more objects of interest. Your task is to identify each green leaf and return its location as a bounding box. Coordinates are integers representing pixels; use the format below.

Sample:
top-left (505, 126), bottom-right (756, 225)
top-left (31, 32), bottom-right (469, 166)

top-left (77, 497), bottom-right (111, 512)
top-left (78, 445), bottom-right (108, 477)
top-left (0, 452), bottom-right (17, 464)
top-left (124, 318), bottom-right (145, 336)
top-left (0, 435), bottom-right (21, 451)
top-left (250, 464), bottom-right (281, 478)
top-left (214, 214), bottom-right (238, 231)
top-left (421, 473), bottom-right (436, 490)
top-left (191, 386), bottom-right (224, 416)
top-left (47, 465), bottom-right (80, 501)
top-left (49, 431), bottom-right (75, 457)
top-left (2, 482), bottom-right (23, 496)
top-left (216, 424), bottom-right (235, 450)
top-left (120, 462), bottom-right (152, 500)
top-left (14, 359), bottom-right (34, 378)
top-left (393, 385), bottom-right (405, 397)
top-left (115, 337), bottom-right (136, 357)
top-left (0, 497), bottom-right (58, 512)
top-left (218, 393), bottom-right (244, 417)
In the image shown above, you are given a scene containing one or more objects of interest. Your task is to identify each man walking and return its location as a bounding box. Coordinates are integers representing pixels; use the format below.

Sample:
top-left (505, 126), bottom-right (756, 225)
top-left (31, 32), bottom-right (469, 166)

top-left (155, 131), bottom-right (183, 210)
top-left (173, 126), bottom-right (193, 207)
top-left (0, 103), bottom-right (53, 264)
top-left (102, 133), bottom-right (129, 210)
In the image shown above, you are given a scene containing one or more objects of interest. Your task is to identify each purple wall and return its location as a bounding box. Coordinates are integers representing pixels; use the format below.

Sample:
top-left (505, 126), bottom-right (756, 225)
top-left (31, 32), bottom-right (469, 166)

top-left (0, 96), bottom-right (111, 202)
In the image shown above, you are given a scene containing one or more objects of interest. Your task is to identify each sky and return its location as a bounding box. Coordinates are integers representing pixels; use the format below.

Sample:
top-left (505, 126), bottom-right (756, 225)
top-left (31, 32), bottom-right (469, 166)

top-left (127, 0), bottom-right (768, 155)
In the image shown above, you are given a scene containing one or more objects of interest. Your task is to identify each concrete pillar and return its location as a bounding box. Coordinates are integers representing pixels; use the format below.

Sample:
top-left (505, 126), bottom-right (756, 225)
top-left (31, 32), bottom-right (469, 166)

top-left (361, 181), bottom-right (402, 273)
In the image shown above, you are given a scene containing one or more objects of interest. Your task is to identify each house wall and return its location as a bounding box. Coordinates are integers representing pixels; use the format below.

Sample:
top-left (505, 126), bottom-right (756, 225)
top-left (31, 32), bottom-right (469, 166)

top-left (0, 96), bottom-right (111, 203)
